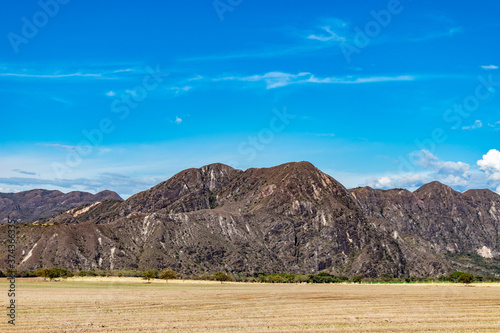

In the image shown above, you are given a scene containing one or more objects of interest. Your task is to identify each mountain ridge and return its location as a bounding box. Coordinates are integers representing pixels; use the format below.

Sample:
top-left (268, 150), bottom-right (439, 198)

top-left (0, 189), bottom-right (123, 223)
top-left (1, 161), bottom-right (499, 278)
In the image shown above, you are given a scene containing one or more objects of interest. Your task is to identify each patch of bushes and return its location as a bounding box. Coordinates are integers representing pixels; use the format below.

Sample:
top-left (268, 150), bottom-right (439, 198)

top-left (36, 268), bottom-right (72, 280)
top-left (352, 275), bottom-right (363, 283)
top-left (457, 272), bottom-right (475, 284)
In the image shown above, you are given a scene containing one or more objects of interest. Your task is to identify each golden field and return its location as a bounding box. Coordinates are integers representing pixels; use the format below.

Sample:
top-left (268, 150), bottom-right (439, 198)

top-left (2, 277), bottom-right (500, 332)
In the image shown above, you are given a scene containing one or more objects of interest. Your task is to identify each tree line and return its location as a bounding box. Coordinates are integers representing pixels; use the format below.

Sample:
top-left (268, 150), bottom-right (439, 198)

top-left (1, 268), bottom-right (497, 284)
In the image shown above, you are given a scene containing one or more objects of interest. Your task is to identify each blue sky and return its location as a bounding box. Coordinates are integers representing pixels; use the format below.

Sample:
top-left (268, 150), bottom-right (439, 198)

top-left (0, 0), bottom-right (499, 198)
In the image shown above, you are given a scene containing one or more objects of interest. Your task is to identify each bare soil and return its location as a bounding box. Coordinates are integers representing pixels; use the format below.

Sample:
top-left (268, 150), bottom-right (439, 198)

top-left (2, 278), bottom-right (500, 332)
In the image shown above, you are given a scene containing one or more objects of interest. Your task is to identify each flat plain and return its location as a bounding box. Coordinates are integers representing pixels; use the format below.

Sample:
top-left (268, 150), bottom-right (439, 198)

top-left (2, 277), bottom-right (500, 332)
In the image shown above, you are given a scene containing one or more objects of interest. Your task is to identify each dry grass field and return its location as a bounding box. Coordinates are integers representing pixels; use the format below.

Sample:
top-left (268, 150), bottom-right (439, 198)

top-left (2, 277), bottom-right (500, 332)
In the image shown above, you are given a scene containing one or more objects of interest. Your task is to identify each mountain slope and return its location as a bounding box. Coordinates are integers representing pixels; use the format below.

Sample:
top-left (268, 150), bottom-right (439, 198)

top-left (350, 182), bottom-right (500, 276)
top-left (1, 162), bottom-right (499, 278)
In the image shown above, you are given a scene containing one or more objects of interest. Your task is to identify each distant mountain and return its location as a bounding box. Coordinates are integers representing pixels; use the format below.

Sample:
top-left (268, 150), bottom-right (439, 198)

top-left (0, 189), bottom-right (123, 223)
top-left (1, 162), bottom-right (499, 278)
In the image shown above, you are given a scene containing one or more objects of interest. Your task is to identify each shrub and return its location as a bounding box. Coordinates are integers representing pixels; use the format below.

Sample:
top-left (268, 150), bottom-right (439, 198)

top-left (214, 271), bottom-right (233, 283)
top-left (272, 275), bottom-right (283, 283)
top-left (36, 268), bottom-right (70, 280)
top-left (352, 275), bottom-right (363, 283)
top-left (87, 269), bottom-right (97, 277)
top-left (379, 274), bottom-right (393, 282)
top-left (159, 269), bottom-right (178, 282)
top-left (457, 273), bottom-right (475, 284)
top-left (448, 271), bottom-right (466, 282)
top-left (142, 270), bottom-right (158, 282)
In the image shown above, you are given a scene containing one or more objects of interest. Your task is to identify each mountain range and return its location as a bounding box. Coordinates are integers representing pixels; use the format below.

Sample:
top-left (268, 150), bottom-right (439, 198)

top-left (0, 189), bottom-right (122, 223)
top-left (1, 162), bottom-right (499, 278)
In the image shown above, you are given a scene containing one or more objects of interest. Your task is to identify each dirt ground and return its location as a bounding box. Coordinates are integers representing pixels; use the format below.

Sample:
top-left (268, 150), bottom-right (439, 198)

top-left (2, 278), bottom-right (499, 332)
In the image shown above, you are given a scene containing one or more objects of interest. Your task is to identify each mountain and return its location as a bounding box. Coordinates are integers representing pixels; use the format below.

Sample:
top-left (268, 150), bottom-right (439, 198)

top-left (1, 162), bottom-right (499, 278)
top-left (350, 183), bottom-right (500, 276)
top-left (0, 189), bottom-right (123, 223)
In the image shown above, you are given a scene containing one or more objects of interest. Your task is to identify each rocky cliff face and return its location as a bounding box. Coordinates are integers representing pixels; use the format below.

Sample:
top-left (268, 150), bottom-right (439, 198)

top-left (350, 183), bottom-right (500, 276)
top-left (0, 189), bottom-right (123, 223)
top-left (1, 162), bottom-right (499, 278)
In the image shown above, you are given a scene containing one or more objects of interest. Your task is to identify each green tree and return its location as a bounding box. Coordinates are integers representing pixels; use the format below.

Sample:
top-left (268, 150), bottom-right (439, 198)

top-left (457, 273), bottom-right (475, 284)
top-left (213, 271), bottom-right (233, 283)
top-left (37, 268), bottom-right (69, 281)
top-left (448, 271), bottom-right (466, 282)
top-left (87, 269), bottom-right (97, 277)
top-left (159, 269), bottom-right (178, 282)
top-left (352, 275), bottom-right (363, 283)
top-left (379, 274), bottom-right (393, 282)
top-left (36, 268), bottom-right (49, 280)
top-left (142, 270), bottom-right (158, 283)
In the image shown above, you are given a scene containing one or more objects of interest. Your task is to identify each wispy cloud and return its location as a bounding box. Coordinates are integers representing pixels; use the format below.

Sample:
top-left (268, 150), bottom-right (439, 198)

top-left (0, 67), bottom-right (138, 80)
top-left (488, 121), bottom-right (500, 129)
top-left (215, 71), bottom-right (416, 89)
top-left (181, 14), bottom-right (462, 63)
top-left (39, 143), bottom-right (79, 151)
top-left (481, 65), bottom-right (498, 70)
top-left (168, 86), bottom-right (192, 95)
top-left (462, 120), bottom-right (483, 130)
top-left (38, 143), bottom-right (111, 154)
top-left (307, 26), bottom-right (346, 42)
top-left (0, 72), bottom-right (103, 79)
top-left (175, 117), bottom-right (183, 125)
top-left (13, 169), bottom-right (36, 176)
top-left (414, 150), bottom-right (471, 185)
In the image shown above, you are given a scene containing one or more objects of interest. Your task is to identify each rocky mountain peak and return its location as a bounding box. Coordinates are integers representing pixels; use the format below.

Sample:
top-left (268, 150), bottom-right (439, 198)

top-left (414, 181), bottom-right (457, 197)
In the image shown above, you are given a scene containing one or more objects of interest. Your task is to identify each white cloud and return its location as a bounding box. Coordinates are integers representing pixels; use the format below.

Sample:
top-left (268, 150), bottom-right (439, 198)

top-left (481, 65), bottom-right (498, 70)
top-left (488, 121), bottom-right (500, 129)
top-left (477, 149), bottom-right (500, 182)
top-left (307, 26), bottom-right (346, 42)
top-left (168, 86), bottom-right (192, 95)
top-left (0, 65), bottom-right (142, 82)
top-left (0, 72), bottom-right (103, 79)
top-left (106, 91), bottom-right (116, 97)
top-left (462, 120), bottom-right (483, 130)
top-left (369, 173), bottom-right (428, 190)
top-left (373, 176), bottom-right (392, 188)
top-left (175, 117), bottom-right (182, 125)
top-left (307, 75), bottom-right (415, 84)
top-left (215, 72), bottom-right (416, 89)
top-left (414, 150), bottom-right (471, 185)
top-left (369, 150), bottom-right (472, 190)
top-left (188, 75), bottom-right (204, 81)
